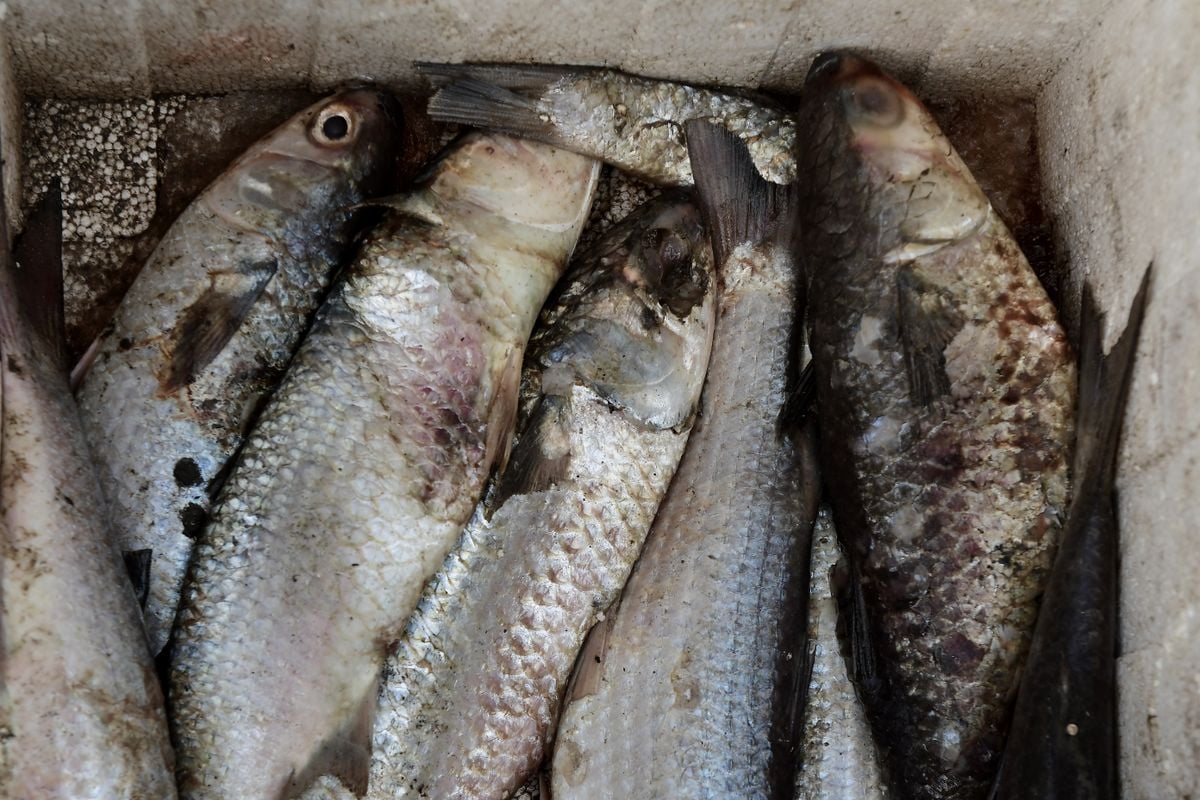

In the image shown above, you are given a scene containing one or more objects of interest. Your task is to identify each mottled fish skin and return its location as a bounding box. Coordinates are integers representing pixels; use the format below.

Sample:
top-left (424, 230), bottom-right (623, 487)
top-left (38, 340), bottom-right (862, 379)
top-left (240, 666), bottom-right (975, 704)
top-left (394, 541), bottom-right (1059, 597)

top-left (992, 270), bottom-right (1150, 800)
top-left (367, 193), bottom-right (716, 800)
top-left (1, 191), bottom-right (176, 798)
top-left (795, 507), bottom-right (887, 800)
top-left (420, 62), bottom-right (796, 186)
top-left (795, 53), bottom-right (1076, 799)
top-left (75, 90), bottom-right (402, 654)
top-left (169, 133), bottom-right (599, 800)
top-left (551, 123), bottom-right (818, 800)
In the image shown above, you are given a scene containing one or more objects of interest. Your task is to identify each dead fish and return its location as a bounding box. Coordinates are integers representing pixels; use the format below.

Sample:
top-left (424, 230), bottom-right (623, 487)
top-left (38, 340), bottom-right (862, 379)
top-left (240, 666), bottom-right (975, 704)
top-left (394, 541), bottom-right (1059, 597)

top-left (795, 506), bottom-right (887, 800)
top-left (1, 187), bottom-right (176, 798)
top-left (550, 122), bottom-right (819, 799)
top-left (75, 89), bottom-right (403, 654)
top-left (991, 268), bottom-right (1151, 800)
top-left (795, 52), bottom-right (1076, 799)
top-left (168, 133), bottom-right (599, 800)
top-left (420, 62), bottom-right (796, 186)
top-left (367, 192), bottom-right (716, 799)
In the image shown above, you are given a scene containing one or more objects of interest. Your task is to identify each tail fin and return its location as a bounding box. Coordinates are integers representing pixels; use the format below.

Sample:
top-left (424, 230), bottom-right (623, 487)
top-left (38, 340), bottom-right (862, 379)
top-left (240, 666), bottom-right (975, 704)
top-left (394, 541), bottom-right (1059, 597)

top-left (0, 182), bottom-right (68, 371)
top-left (416, 62), bottom-right (576, 92)
top-left (425, 78), bottom-right (557, 141)
top-left (1073, 266), bottom-right (1152, 494)
top-left (683, 119), bottom-right (799, 267)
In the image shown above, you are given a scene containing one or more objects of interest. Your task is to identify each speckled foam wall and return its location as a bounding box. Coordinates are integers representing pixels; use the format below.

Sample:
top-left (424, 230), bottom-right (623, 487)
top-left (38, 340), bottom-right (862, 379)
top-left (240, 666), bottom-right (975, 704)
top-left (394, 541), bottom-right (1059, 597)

top-left (0, 0), bottom-right (1195, 795)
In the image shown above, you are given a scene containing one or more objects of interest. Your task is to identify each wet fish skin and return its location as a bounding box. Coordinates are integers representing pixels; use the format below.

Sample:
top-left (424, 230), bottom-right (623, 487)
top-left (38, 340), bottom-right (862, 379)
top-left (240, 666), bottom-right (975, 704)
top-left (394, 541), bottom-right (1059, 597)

top-left (991, 269), bottom-right (1150, 800)
top-left (551, 122), bottom-right (818, 800)
top-left (795, 53), bottom-right (1076, 799)
top-left (367, 192), bottom-right (716, 800)
top-left (76, 89), bottom-right (403, 654)
top-left (169, 133), bottom-right (599, 800)
top-left (795, 507), bottom-right (886, 800)
top-left (420, 62), bottom-right (796, 186)
top-left (1, 189), bottom-right (176, 798)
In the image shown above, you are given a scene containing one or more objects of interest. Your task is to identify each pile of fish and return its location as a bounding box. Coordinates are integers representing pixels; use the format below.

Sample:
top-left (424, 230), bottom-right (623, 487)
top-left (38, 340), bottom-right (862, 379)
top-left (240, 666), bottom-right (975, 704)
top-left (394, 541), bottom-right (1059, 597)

top-left (0, 51), bottom-right (1149, 800)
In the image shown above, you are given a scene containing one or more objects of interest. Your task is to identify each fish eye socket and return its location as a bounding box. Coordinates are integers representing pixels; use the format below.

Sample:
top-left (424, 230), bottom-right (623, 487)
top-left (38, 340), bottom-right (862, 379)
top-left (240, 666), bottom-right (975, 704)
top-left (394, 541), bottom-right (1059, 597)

top-left (846, 78), bottom-right (904, 127)
top-left (311, 105), bottom-right (359, 146)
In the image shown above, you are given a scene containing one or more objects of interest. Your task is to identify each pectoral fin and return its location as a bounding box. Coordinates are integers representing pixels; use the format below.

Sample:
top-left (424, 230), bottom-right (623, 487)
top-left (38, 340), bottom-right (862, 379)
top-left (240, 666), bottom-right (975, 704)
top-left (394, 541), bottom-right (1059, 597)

top-left (282, 677), bottom-right (376, 798)
top-left (896, 268), bottom-right (964, 406)
top-left (158, 257), bottom-right (277, 393)
top-left (122, 549), bottom-right (153, 609)
top-left (483, 345), bottom-right (522, 477)
top-left (485, 395), bottom-right (571, 519)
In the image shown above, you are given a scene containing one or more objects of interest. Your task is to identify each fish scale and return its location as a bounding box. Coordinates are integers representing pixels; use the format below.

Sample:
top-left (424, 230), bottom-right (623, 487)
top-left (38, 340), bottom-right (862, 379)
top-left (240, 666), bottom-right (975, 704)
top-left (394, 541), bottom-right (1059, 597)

top-left (169, 134), bottom-right (598, 800)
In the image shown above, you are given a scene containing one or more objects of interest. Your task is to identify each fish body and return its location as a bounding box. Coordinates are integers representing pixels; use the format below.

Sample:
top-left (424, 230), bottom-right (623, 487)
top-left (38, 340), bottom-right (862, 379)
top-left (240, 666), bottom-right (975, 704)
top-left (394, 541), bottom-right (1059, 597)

top-left (992, 270), bottom-right (1150, 800)
top-left (169, 133), bottom-right (598, 800)
top-left (795, 53), bottom-right (1076, 798)
top-left (76, 90), bottom-right (402, 653)
top-left (420, 63), bottom-right (796, 186)
top-left (368, 192), bottom-right (716, 799)
top-left (551, 123), bottom-right (818, 799)
top-left (1, 191), bottom-right (176, 798)
top-left (795, 507), bottom-right (886, 800)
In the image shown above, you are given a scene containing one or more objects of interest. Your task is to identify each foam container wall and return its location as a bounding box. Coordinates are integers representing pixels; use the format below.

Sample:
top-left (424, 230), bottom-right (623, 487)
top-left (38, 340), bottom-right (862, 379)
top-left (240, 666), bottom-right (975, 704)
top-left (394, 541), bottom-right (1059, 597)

top-left (1, 1), bottom-right (1195, 795)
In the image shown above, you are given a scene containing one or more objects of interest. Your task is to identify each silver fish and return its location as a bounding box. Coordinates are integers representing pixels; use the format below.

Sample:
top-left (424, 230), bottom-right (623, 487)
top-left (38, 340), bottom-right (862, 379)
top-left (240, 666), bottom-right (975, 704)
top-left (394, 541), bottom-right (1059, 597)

top-left (367, 192), bottom-right (716, 800)
top-left (550, 122), bottom-right (819, 799)
top-left (1, 189), bottom-right (176, 798)
top-left (420, 63), bottom-right (796, 186)
top-left (76, 90), bottom-right (402, 654)
top-left (795, 53), bottom-right (1076, 799)
top-left (169, 133), bottom-right (598, 800)
top-left (795, 507), bottom-right (887, 800)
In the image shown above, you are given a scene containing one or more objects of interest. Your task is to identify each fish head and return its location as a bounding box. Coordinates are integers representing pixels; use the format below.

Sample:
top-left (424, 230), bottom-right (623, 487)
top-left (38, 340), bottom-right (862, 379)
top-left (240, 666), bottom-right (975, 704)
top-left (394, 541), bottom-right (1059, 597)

top-left (205, 89), bottom-right (403, 239)
top-left (531, 191), bottom-right (717, 430)
top-left (801, 53), bottom-right (991, 263)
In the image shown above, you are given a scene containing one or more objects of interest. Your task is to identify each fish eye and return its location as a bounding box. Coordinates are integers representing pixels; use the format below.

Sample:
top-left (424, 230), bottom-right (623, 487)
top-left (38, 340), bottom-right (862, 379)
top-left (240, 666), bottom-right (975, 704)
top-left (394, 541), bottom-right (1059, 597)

top-left (845, 77), bottom-right (904, 128)
top-left (310, 104), bottom-right (360, 146)
top-left (657, 231), bottom-right (691, 274)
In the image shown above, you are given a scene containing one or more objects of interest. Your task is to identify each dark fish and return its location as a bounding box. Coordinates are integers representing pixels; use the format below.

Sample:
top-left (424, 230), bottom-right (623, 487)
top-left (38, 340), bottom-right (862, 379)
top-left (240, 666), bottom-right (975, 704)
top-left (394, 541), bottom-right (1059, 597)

top-left (795, 52), bottom-right (1077, 799)
top-left (991, 268), bottom-right (1151, 800)
top-left (1, 187), bottom-right (176, 797)
top-left (550, 122), bottom-right (819, 799)
top-left (419, 62), bottom-right (796, 186)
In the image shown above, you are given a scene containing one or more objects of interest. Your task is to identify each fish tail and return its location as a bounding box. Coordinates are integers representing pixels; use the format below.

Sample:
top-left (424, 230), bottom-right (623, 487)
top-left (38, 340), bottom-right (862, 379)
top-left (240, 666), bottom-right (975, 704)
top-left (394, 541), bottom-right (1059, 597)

top-left (0, 179), bottom-right (68, 371)
top-left (424, 76), bottom-right (558, 142)
top-left (416, 62), bottom-right (576, 92)
top-left (683, 119), bottom-right (800, 267)
top-left (1073, 266), bottom-right (1152, 494)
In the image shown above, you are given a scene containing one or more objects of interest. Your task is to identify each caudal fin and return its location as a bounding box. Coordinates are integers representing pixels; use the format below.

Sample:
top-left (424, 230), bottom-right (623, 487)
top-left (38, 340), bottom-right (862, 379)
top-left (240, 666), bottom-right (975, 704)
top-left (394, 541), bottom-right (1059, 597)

top-left (425, 77), bottom-right (558, 142)
top-left (1073, 266), bottom-right (1152, 494)
top-left (0, 181), bottom-right (67, 371)
top-left (416, 62), bottom-right (576, 92)
top-left (683, 119), bottom-right (799, 267)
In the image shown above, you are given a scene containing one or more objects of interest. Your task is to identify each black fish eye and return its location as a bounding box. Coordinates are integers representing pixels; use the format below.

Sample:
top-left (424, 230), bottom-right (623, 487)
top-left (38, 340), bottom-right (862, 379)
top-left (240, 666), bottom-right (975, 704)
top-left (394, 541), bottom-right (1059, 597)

top-left (323, 114), bottom-right (349, 140)
top-left (658, 232), bottom-right (691, 273)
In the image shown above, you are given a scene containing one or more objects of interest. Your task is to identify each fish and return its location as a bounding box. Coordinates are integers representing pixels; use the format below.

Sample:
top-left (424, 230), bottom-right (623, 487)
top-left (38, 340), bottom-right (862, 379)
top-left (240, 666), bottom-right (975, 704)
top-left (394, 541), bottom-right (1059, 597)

top-left (1, 186), bottom-right (176, 798)
top-left (366, 191), bottom-right (716, 800)
top-left (991, 268), bottom-right (1151, 800)
top-left (794, 52), bottom-right (1077, 799)
top-left (794, 506), bottom-right (887, 800)
top-left (75, 89), bottom-right (403, 654)
top-left (168, 133), bottom-right (599, 800)
top-left (550, 121), bottom-right (819, 799)
top-left (419, 62), bottom-right (796, 186)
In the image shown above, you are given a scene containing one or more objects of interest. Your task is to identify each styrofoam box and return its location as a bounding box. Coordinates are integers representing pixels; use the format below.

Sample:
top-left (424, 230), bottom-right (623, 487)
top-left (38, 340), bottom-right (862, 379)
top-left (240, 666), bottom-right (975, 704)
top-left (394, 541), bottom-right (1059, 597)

top-left (1, 1), bottom-right (1195, 796)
